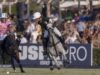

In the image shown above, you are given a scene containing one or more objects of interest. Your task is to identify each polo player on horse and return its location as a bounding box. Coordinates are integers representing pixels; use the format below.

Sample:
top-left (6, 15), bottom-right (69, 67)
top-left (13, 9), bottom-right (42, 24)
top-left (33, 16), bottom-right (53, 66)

top-left (31, 12), bottom-right (49, 55)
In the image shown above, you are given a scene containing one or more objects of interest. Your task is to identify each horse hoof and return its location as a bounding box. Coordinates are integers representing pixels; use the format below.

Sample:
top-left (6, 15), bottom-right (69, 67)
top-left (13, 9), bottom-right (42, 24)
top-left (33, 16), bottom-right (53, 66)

top-left (57, 67), bottom-right (61, 70)
top-left (21, 70), bottom-right (25, 73)
top-left (50, 66), bottom-right (54, 71)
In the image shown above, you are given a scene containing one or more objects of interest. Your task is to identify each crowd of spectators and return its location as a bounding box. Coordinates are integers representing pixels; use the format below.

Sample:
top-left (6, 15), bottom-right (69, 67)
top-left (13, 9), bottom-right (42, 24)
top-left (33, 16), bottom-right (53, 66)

top-left (60, 19), bottom-right (100, 45)
top-left (57, 7), bottom-right (100, 46)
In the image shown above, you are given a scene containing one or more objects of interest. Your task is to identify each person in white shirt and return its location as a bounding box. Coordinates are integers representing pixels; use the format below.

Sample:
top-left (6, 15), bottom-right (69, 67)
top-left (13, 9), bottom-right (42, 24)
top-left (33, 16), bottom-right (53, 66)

top-left (24, 21), bottom-right (35, 41)
top-left (20, 35), bottom-right (28, 44)
top-left (30, 24), bottom-right (42, 43)
top-left (30, 12), bottom-right (42, 44)
top-left (26, 22), bottom-right (35, 34)
top-left (65, 28), bottom-right (81, 44)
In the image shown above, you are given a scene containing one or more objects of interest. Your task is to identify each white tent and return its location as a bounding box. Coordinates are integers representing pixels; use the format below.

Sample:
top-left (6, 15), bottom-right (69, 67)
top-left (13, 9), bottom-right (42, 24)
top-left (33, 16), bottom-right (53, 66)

top-left (60, 1), bottom-right (100, 8)
top-left (60, 1), bottom-right (88, 8)
top-left (60, 2), bottom-right (77, 8)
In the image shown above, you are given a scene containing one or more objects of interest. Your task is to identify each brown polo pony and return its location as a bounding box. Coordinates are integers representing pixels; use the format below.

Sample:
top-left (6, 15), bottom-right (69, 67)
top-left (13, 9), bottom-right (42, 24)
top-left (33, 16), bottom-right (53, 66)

top-left (1, 33), bottom-right (25, 73)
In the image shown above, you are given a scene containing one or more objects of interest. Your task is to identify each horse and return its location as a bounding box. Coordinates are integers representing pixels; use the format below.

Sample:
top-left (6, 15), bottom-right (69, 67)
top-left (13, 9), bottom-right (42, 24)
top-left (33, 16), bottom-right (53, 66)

top-left (46, 28), bottom-right (69, 70)
top-left (0, 33), bottom-right (25, 73)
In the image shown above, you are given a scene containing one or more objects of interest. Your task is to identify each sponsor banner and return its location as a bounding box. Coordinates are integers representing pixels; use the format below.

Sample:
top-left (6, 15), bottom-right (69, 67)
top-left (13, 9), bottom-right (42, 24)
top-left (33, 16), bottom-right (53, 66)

top-left (67, 44), bottom-right (92, 67)
top-left (15, 44), bottom-right (92, 67)
top-left (0, 65), bottom-right (11, 68)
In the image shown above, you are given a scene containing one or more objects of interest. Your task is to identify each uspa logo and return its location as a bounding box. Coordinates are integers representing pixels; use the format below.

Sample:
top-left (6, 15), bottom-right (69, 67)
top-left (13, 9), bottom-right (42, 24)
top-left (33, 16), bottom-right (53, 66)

top-left (19, 45), bottom-right (44, 60)
top-left (68, 46), bottom-right (87, 62)
top-left (18, 44), bottom-right (92, 67)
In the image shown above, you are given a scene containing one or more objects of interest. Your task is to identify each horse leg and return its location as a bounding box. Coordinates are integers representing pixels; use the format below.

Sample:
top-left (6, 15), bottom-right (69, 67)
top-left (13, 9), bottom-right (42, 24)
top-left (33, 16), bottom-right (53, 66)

top-left (49, 53), bottom-right (61, 70)
top-left (14, 54), bottom-right (25, 73)
top-left (61, 49), bottom-right (70, 66)
top-left (49, 59), bottom-right (54, 71)
top-left (11, 56), bottom-right (16, 72)
top-left (1, 51), bottom-right (5, 65)
top-left (52, 56), bottom-right (61, 70)
top-left (48, 54), bottom-right (54, 71)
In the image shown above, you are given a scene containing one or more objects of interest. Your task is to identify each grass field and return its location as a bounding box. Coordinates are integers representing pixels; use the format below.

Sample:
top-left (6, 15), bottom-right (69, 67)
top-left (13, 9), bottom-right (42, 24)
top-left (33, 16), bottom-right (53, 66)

top-left (0, 68), bottom-right (100, 75)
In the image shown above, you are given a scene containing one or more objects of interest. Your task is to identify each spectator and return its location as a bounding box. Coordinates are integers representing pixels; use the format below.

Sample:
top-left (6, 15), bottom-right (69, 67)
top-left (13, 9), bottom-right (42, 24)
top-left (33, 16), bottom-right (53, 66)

top-left (65, 26), bottom-right (81, 44)
top-left (0, 13), bottom-right (8, 41)
top-left (74, 13), bottom-right (80, 23)
top-left (20, 34), bottom-right (28, 44)
top-left (76, 21), bottom-right (86, 38)
top-left (30, 24), bottom-right (42, 43)
top-left (24, 20), bottom-right (35, 41)
top-left (30, 12), bottom-right (42, 44)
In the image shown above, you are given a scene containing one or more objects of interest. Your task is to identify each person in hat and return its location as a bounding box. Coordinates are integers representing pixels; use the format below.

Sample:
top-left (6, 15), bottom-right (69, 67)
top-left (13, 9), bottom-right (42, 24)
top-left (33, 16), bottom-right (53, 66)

top-left (25, 12), bottom-right (41, 42)
top-left (29, 12), bottom-right (42, 44)
top-left (33, 12), bottom-right (50, 55)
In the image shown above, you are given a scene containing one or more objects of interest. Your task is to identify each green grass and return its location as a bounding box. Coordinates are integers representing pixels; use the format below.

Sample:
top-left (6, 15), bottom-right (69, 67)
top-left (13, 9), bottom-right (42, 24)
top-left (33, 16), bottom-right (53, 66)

top-left (0, 68), bottom-right (100, 75)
